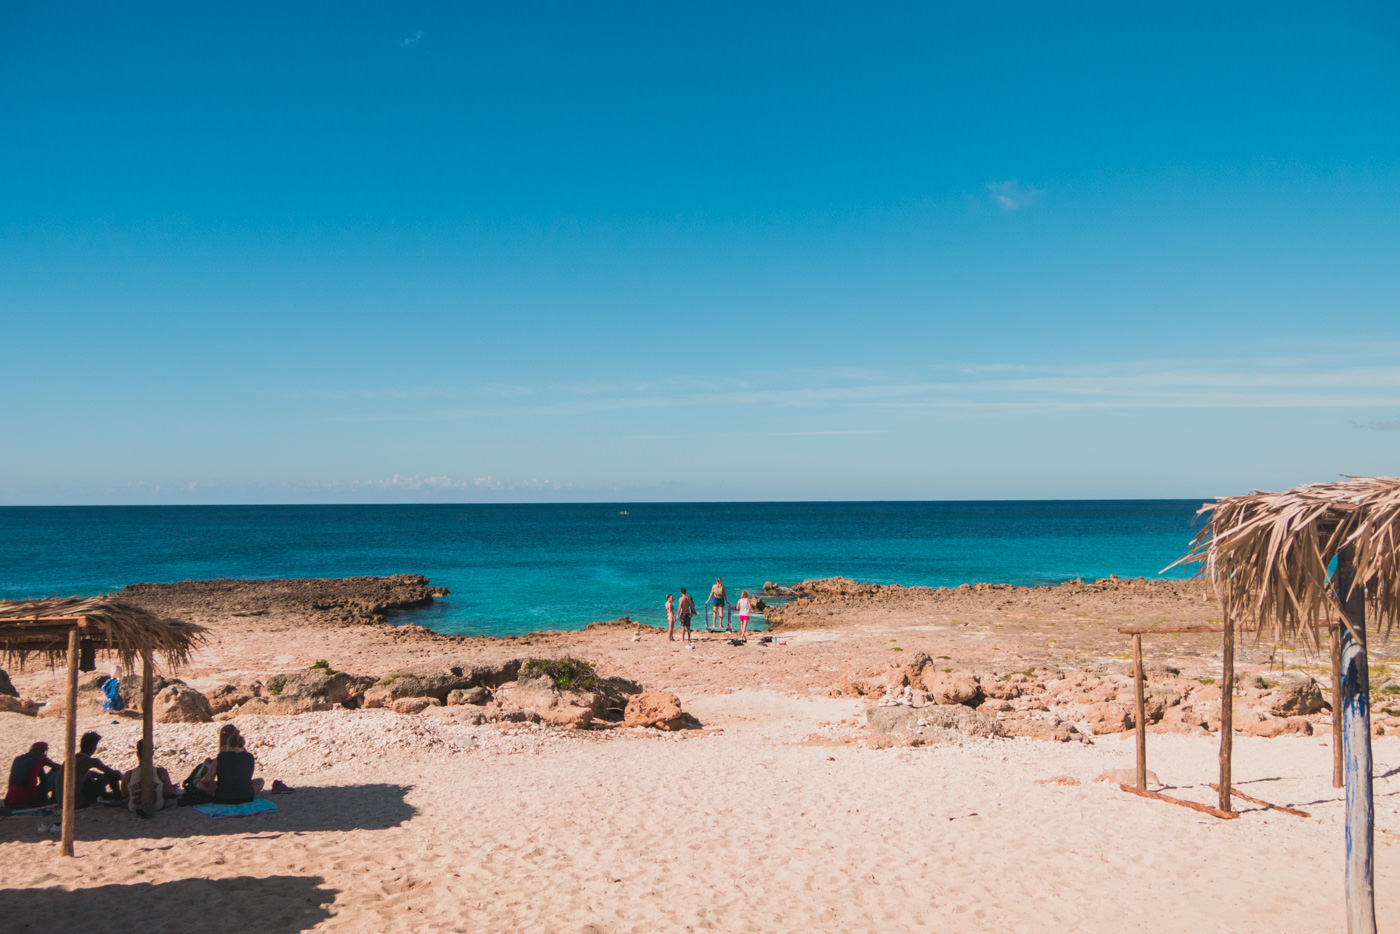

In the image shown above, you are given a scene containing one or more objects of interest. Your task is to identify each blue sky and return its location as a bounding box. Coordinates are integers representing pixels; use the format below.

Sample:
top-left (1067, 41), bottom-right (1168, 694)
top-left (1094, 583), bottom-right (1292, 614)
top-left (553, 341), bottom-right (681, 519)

top-left (2, 2), bottom-right (1397, 504)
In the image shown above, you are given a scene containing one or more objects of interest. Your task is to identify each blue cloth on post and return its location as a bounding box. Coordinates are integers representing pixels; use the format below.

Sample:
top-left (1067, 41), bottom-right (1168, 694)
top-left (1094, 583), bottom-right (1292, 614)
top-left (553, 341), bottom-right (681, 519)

top-left (102, 678), bottom-right (124, 711)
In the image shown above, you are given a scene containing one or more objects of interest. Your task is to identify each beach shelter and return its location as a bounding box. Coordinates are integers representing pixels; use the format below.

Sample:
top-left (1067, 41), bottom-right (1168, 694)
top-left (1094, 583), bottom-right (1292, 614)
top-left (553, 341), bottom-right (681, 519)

top-left (0, 597), bottom-right (205, 856)
top-left (1178, 476), bottom-right (1400, 934)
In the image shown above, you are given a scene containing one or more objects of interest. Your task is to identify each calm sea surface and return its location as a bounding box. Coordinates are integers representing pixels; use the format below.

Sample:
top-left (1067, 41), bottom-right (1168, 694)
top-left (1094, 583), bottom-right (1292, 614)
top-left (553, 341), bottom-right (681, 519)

top-left (0, 501), bottom-right (1205, 637)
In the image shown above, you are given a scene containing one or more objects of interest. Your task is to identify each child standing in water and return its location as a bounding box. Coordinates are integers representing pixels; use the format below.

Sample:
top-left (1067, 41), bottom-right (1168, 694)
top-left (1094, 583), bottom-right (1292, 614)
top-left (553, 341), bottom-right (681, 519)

top-left (737, 591), bottom-right (753, 642)
top-left (665, 593), bottom-right (676, 641)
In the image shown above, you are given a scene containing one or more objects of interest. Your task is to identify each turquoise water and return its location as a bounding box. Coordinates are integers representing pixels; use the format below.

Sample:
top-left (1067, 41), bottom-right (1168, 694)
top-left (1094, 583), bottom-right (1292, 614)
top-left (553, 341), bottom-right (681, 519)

top-left (0, 501), bottom-right (1205, 636)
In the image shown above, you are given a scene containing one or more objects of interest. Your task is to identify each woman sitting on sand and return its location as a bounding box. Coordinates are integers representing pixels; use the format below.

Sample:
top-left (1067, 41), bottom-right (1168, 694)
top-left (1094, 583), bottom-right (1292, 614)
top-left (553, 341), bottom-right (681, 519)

top-left (185, 725), bottom-right (264, 805)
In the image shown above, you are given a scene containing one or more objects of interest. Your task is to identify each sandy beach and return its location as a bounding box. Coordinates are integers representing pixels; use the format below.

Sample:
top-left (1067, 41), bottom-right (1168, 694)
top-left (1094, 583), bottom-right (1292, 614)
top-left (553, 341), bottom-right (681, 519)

top-left (3, 576), bottom-right (1399, 932)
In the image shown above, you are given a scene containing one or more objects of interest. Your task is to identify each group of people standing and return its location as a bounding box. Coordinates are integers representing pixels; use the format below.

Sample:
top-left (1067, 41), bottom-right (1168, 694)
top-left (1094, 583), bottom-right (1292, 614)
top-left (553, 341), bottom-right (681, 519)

top-left (664, 577), bottom-right (756, 645)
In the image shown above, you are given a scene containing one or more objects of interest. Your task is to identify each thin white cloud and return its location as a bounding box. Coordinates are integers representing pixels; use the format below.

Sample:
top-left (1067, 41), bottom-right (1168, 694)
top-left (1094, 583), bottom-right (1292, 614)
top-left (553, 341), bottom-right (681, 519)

top-left (400, 30), bottom-right (424, 47)
top-left (319, 351), bottom-right (1400, 421)
top-left (987, 179), bottom-right (1042, 211)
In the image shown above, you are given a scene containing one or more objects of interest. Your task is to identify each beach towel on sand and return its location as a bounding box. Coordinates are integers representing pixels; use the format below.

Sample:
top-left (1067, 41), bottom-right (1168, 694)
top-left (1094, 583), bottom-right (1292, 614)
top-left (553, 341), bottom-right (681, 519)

top-left (192, 797), bottom-right (277, 819)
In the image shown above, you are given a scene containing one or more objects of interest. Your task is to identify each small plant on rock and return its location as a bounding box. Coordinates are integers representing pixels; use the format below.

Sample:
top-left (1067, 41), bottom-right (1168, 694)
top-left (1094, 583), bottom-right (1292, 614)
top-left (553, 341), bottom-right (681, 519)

top-left (523, 657), bottom-right (603, 692)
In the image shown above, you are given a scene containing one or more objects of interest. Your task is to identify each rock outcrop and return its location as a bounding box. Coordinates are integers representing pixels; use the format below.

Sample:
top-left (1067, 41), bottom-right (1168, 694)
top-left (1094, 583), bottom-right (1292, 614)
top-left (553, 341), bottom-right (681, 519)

top-left (866, 704), bottom-right (1003, 746)
top-left (624, 692), bottom-right (697, 730)
top-left (154, 684), bottom-right (214, 723)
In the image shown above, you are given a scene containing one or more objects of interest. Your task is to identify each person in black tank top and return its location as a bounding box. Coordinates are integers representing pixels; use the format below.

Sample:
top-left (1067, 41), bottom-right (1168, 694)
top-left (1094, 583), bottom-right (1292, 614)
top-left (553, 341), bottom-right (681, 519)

top-left (185, 725), bottom-right (265, 805)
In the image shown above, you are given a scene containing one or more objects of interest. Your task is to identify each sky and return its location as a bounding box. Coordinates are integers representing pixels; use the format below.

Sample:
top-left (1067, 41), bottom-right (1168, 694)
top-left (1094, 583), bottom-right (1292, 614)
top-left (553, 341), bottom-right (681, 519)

top-left (1, 2), bottom-right (1398, 504)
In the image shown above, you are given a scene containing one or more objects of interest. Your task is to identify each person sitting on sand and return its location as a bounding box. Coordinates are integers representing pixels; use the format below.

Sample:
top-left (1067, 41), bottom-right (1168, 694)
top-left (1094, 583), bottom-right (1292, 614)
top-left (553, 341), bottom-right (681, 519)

top-left (707, 577), bottom-right (727, 631)
top-left (736, 590), bottom-right (753, 642)
top-left (190, 725), bottom-right (264, 805)
top-left (120, 739), bottom-right (178, 812)
top-left (5, 742), bottom-right (59, 808)
top-left (676, 588), bottom-right (696, 644)
top-left (665, 593), bottom-right (676, 642)
top-left (74, 731), bottom-right (123, 808)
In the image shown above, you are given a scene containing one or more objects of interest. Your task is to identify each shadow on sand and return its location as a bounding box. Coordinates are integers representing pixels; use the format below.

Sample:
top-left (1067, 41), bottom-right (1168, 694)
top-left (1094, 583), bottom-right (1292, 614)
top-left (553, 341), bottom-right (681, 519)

top-left (0, 783), bottom-right (416, 844)
top-left (0, 875), bottom-right (336, 933)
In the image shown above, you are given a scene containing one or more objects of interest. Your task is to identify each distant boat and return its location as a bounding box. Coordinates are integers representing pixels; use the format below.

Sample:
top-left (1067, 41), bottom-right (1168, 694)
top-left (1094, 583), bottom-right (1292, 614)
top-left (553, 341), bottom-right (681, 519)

top-left (618, 510), bottom-right (630, 516)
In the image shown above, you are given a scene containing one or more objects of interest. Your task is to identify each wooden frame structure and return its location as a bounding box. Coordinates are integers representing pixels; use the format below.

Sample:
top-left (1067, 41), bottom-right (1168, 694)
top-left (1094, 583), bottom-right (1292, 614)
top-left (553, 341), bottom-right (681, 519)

top-left (1115, 623), bottom-right (1314, 821)
top-left (1172, 476), bottom-right (1400, 934)
top-left (0, 597), bottom-right (204, 857)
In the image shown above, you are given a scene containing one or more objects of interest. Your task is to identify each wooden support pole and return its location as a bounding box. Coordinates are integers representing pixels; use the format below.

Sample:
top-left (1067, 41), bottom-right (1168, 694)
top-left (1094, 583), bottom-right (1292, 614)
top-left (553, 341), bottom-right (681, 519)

top-left (1335, 546), bottom-right (1376, 934)
top-left (1219, 615), bottom-right (1234, 813)
top-left (1119, 784), bottom-right (1239, 820)
top-left (1133, 632), bottom-right (1147, 790)
top-left (60, 626), bottom-right (80, 858)
top-left (1332, 623), bottom-right (1345, 789)
top-left (1208, 783), bottom-right (1311, 818)
top-left (141, 649), bottom-right (155, 813)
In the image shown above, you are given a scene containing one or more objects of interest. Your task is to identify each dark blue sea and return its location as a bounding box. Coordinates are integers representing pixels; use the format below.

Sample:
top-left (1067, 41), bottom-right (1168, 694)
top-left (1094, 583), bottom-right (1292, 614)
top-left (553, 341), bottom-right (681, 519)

top-left (0, 501), bottom-right (1205, 637)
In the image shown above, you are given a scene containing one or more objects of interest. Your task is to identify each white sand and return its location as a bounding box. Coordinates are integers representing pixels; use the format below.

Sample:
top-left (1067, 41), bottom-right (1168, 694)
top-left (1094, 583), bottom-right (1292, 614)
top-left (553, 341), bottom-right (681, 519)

top-left (2, 689), bottom-right (1398, 932)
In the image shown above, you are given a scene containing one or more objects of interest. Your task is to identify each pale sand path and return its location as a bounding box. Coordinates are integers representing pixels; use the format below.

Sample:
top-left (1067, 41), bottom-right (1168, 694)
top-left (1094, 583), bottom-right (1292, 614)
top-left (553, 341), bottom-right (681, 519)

top-left (3, 690), bottom-right (1399, 932)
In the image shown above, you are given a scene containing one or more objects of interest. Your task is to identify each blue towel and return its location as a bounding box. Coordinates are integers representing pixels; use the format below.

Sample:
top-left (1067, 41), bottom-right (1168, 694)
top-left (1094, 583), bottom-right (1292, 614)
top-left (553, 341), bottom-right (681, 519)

top-left (192, 797), bottom-right (278, 819)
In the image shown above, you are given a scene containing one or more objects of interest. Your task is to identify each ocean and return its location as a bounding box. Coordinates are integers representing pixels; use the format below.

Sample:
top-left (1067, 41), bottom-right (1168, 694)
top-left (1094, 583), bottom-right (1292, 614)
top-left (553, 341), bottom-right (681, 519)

top-left (0, 501), bottom-right (1206, 637)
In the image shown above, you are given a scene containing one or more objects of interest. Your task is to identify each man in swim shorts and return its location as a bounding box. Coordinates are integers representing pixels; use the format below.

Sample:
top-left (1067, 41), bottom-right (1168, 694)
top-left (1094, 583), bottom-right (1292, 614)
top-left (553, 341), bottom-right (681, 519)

top-left (676, 588), bottom-right (696, 643)
top-left (707, 577), bottom-right (727, 631)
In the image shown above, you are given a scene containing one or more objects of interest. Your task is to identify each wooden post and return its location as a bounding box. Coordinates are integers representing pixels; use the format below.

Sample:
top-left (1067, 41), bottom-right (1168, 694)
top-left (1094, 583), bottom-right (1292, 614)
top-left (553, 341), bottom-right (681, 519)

top-left (1218, 614), bottom-right (1234, 813)
top-left (1331, 622), bottom-right (1344, 789)
top-left (60, 626), bottom-right (80, 857)
top-left (141, 649), bottom-right (155, 813)
top-left (1133, 633), bottom-right (1147, 790)
top-left (1335, 546), bottom-right (1376, 934)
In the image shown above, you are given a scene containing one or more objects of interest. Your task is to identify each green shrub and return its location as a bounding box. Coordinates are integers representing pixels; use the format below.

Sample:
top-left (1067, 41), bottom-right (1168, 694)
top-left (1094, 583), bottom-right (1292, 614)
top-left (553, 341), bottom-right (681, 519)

top-left (309, 659), bottom-right (335, 673)
top-left (523, 657), bottom-right (603, 692)
top-left (267, 675), bottom-right (287, 696)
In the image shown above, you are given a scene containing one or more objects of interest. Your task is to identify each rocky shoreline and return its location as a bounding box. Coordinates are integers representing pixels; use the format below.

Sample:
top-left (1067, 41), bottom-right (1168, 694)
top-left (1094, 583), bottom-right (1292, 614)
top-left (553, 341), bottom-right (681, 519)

top-left (8, 572), bottom-right (1399, 746)
top-left (115, 574), bottom-right (450, 626)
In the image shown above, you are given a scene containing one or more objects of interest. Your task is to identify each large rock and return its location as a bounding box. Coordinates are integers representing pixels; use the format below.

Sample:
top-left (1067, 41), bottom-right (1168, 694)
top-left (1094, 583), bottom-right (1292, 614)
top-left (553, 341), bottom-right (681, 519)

top-left (540, 704), bottom-right (595, 729)
top-left (264, 669), bottom-right (375, 709)
top-left (363, 662), bottom-right (520, 708)
top-left (1237, 712), bottom-right (1315, 737)
top-left (1000, 717), bottom-right (1091, 744)
top-left (866, 704), bottom-right (1002, 746)
top-left (154, 684), bottom-right (213, 723)
top-left (917, 670), bottom-right (983, 707)
top-left (231, 695), bottom-right (331, 716)
top-left (118, 675), bottom-right (184, 710)
top-left (981, 677), bottom-right (1024, 700)
top-left (498, 673), bottom-right (600, 719)
top-left (447, 686), bottom-right (489, 706)
top-left (0, 695), bottom-right (39, 716)
top-left (207, 683), bottom-right (256, 715)
top-left (390, 696), bottom-right (442, 715)
top-left (1265, 676), bottom-right (1326, 717)
top-left (1079, 702), bottom-right (1133, 735)
top-left (0, 669), bottom-right (17, 697)
top-left (624, 692), bottom-right (688, 730)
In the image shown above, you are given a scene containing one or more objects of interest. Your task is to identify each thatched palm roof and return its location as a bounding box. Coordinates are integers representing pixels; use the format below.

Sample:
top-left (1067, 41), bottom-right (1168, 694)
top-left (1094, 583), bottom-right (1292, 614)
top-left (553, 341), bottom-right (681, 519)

top-left (0, 596), bottom-right (206, 670)
top-left (1175, 476), bottom-right (1400, 642)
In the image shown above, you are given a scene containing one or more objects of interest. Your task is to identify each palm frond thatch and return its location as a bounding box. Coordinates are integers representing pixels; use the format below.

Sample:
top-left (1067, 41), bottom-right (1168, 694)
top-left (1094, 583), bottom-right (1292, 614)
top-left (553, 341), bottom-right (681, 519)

top-left (0, 596), bottom-right (206, 671)
top-left (1173, 476), bottom-right (1400, 643)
